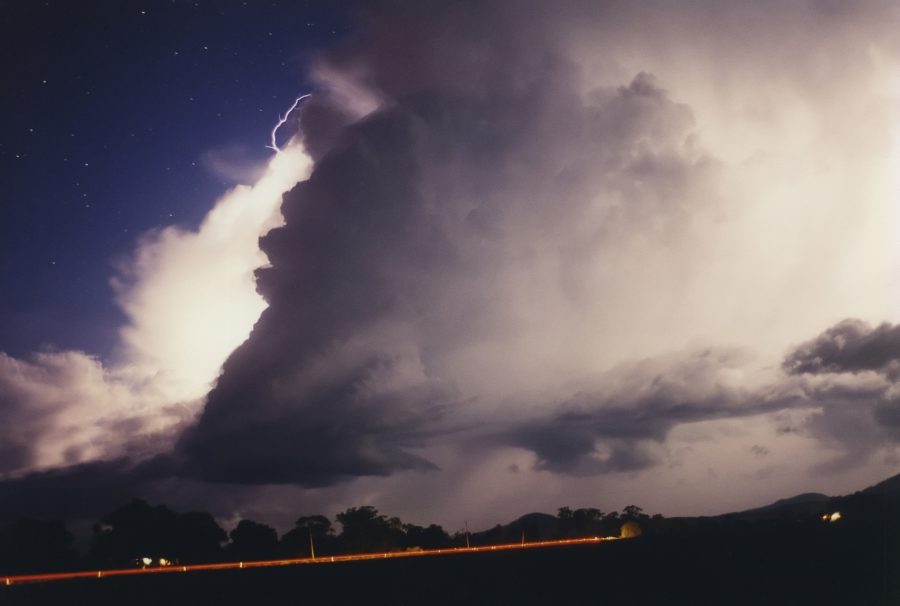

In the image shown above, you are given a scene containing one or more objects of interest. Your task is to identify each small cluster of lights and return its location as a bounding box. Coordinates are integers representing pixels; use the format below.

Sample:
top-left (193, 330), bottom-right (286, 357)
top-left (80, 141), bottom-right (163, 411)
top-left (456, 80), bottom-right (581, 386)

top-left (821, 511), bottom-right (842, 523)
top-left (137, 557), bottom-right (173, 568)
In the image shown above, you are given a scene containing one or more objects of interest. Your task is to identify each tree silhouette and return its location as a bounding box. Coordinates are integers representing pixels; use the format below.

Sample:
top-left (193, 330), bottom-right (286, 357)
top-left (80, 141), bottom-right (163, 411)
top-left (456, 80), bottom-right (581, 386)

top-left (402, 523), bottom-right (451, 549)
top-left (228, 519), bottom-right (279, 561)
top-left (90, 499), bottom-right (178, 566)
top-left (281, 514), bottom-right (335, 557)
top-left (0, 518), bottom-right (76, 573)
top-left (622, 505), bottom-right (645, 520)
top-left (176, 511), bottom-right (227, 563)
top-left (335, 506), bottom-right (403, 553)
top-left (569, 508), bottom-right (604, 536)
top-left (2, 494), bottom-right (679, 574)
top-left (295, 515), bottom-right (333, 538)
top-left (557, 507), bottom-right (574, 537)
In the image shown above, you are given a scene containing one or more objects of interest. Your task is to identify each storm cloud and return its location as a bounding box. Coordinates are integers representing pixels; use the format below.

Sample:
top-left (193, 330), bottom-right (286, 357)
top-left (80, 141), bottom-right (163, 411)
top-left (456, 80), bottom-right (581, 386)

top-left (2, 0), bottom-right (899, 527)
top-left (179, 15), bottom-right (720, 485)
top-left (782, 320), bottom-right (900, 470)
top-left (177, 0), bottom-right (900, 497)
top-left (510, 348), bottom-right (806, 474)
top-left (784, 319), bottom-right (900, 376)
top-left (0, 457), bottom-right (168, 522)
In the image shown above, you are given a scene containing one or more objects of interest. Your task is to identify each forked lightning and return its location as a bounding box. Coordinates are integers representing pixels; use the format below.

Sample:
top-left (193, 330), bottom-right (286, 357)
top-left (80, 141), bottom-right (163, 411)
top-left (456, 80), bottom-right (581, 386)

top-left (267, 94), bottom-right (311, 152)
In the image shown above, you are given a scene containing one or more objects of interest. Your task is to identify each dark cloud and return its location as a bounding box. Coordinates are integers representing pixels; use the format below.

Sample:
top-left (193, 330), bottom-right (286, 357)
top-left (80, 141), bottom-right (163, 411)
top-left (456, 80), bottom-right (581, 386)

top-left (515, 421), bottom-right (658, 475)
top-left (295, 96), bottom-right (358, 162)
top-left (780, 319), bottom-right (900, 469)
top-left (178, 1), bottom-right (715, 486)
top-left (783, 319), bottom-right (900, 375)
top-left (179, 101), bottom-right (467, 484)
top-left (874, 398), bottom-right (900, 429)
top-left (0, 457), bottom-right (171, 522)
top-left (179, 348), bottom-right (450, 485)
top-left (508, 348), bottom-right (799, 474)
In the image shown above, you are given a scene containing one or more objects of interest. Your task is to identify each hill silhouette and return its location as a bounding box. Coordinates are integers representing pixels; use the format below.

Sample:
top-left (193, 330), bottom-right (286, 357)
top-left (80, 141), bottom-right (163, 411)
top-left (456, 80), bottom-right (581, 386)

top-left (719, 492), bottom-right (830, 522)
top-left (862, 471), bottom-right (900, 497)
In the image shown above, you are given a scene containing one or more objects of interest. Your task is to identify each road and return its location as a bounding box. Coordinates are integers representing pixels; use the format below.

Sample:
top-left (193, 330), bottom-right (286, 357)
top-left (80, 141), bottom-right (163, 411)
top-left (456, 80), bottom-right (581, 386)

top-left (2, 535), bottom-right (618, 586)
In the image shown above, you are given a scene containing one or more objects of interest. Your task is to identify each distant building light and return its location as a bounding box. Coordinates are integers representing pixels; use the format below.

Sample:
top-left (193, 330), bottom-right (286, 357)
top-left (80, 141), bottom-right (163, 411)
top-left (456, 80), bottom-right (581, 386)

top-left (821, 511), bottom-right (842, 523)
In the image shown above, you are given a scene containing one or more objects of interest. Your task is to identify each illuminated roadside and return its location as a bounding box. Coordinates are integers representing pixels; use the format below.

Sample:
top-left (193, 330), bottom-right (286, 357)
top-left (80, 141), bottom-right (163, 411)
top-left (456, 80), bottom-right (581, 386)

top-left (2, 536), bottom-right (621, 587)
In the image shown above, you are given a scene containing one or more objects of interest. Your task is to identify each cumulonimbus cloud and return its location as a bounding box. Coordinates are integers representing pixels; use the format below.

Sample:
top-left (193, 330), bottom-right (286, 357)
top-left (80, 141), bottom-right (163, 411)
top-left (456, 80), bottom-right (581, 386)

top-left (179, 64), bottom-right (717, 484)
top-left (2, 0), bottom-right (899, 526)
top-left (179, 0), bottom-right (900, 490)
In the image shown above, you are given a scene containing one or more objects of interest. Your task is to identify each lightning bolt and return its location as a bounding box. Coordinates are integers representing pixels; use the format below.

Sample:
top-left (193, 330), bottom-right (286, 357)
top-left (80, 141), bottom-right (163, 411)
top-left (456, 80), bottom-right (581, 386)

top-left (267, 94), bottom-right (311, 153)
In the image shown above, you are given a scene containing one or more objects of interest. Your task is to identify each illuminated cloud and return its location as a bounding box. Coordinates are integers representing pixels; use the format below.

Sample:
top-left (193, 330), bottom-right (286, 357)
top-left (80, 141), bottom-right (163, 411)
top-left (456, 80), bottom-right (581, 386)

top-left (2, 0), bottom-right (900, 527)
top-left (0, 143), bottom-right (312, 479)
top-left (199, 145), bottom-right (268, 185)
top-left (176, 0), bottom-right (900, 518)
top-left (112, 145), bottom-right (311, 403)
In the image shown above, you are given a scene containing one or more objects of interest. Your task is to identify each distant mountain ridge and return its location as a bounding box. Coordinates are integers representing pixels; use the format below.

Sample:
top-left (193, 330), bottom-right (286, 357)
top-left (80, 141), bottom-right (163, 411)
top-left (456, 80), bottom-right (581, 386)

top-left (724, 471), bottom-right (900, 521)
top-left (862, 471), bottom-right (900, 497)
top-left (471, 512), bottom-right (562, 544)
top-left (478, 470), bottom-right (900, 534)
top-left (720, 492), bottom-right (830, 521)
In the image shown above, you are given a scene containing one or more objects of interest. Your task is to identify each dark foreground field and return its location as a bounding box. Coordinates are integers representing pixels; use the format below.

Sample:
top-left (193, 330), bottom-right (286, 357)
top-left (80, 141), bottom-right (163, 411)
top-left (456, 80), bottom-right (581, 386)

top-left (4, 512), bottom-right (896, 606)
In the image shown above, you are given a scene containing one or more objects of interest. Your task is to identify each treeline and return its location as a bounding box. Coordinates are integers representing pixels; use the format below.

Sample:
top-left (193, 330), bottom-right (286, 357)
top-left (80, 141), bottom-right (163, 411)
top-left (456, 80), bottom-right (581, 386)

top-left (485, 505), bottom-right (653, 542)
top-left (0, 500), bottom-right (658, 574)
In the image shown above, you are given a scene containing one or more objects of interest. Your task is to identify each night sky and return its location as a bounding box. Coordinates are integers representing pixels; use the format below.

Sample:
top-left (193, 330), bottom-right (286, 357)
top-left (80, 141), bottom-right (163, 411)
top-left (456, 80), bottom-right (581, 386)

top-left (1, 0), bottom-right (899, 534)
top-left (1, 0), bottom-right (353, 357)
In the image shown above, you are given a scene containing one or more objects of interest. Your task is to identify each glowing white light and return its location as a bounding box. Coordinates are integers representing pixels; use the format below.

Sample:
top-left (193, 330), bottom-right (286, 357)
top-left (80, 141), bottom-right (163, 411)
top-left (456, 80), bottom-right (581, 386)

top-left (267, 94), bottom-right (311, 152)
top-left (0, 140), bottom-right (315, 475)
top-left (114, 142), bottom-right (314, 405)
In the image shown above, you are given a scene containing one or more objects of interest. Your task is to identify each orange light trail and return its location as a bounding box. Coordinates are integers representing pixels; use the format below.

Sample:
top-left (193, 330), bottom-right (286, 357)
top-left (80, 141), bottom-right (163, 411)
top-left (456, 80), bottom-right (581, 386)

top-left (2, 536), bottom-right (619, 587)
